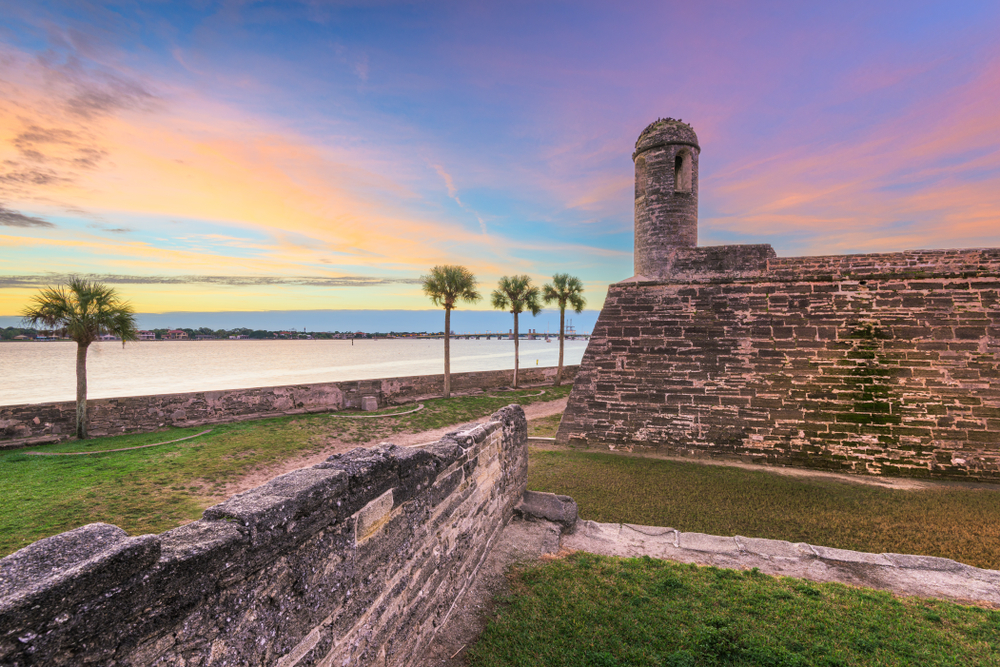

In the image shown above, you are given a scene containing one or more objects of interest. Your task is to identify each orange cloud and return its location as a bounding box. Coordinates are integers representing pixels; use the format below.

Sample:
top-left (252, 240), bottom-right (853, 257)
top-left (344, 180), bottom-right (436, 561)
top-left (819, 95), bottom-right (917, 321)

top-left (1, 43), bottom-right (621, 314)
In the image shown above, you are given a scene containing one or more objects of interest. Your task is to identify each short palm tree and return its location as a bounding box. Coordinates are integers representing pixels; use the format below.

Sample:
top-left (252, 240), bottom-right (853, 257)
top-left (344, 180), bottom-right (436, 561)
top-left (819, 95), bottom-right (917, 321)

top-left (491, 274), bottom-right (541, 389)
top-left (542, 273), bottom-right (586, 386)
top-left (21, 277), bottom-right (139, 438)
top-left (421, 265), bottom-right (481, 398)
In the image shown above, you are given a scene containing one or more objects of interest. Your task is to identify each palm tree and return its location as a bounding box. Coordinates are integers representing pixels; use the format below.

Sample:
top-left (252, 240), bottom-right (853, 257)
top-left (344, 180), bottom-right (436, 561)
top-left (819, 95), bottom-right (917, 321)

top-left (542, 273), bottom-right (586, 386)
top-left (421, 265), bottom-right (481, 398)
top-left (21, 277), bottom-right (139, 439)
top-left (491, 274), bottom-right (541, 389)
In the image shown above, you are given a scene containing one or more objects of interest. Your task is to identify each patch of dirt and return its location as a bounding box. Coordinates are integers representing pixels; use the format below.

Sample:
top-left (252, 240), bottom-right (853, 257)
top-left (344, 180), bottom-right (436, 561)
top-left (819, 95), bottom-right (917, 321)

top-left (221, 398), bottom-right (569, 500)
top-left (415, 519), bottom-right (564, 666)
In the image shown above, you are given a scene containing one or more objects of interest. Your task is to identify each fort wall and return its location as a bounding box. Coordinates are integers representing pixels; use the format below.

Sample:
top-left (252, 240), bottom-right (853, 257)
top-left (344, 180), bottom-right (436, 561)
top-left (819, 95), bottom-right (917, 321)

top-left (0, 405), bottom-right (528, 666)
top-left (558, 248), bottom-right (1000, 480)
top-left (0, 365), bottom-right (578, 446)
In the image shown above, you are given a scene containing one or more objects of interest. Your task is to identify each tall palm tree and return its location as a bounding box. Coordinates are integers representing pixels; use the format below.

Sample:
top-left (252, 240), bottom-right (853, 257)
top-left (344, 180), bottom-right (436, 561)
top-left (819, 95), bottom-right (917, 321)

top-left (21, 277), bottom-right (139, 439)
top-left (421, 265), bottom-right (481, 398)
top-left (542, 273), bottom-right (586, 386)
top-left (491, 274), bottom-right (541, 389)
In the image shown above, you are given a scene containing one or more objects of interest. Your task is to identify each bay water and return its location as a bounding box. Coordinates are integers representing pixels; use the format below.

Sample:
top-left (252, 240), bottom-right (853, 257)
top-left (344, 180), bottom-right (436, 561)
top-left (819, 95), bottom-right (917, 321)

top-left (0, 338), bottom-right (590, 406)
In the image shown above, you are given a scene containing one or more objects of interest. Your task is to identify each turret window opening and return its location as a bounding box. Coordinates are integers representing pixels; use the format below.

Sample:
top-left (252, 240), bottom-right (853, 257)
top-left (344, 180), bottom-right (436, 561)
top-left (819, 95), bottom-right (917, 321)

top-left (674, 151), bottom-right (692, 193)
top-left (635, 157), bottom-right (647, 199)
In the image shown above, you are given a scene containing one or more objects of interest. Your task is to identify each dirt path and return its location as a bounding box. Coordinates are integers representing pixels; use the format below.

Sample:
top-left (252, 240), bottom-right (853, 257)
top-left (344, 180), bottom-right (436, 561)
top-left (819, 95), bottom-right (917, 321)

top-left (222, 398), bottom-right (569, 499)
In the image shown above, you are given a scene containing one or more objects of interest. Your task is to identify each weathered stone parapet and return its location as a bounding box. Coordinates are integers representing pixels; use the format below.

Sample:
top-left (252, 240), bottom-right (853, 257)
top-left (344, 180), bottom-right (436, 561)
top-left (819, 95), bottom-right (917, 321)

top-left (634, 243), bottom-right (777, 281)
top-left (640, 246), bottom-right (1000, 283)
top-left (0, 404), bottom-right (529, 666)
top-left (0, 365), bottom-right (576, 446)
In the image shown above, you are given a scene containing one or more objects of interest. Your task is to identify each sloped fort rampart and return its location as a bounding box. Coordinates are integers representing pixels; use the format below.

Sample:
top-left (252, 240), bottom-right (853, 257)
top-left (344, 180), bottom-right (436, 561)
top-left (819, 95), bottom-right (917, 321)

top-left (0, 405), bottom-right (528, 666)
top-left (557, 118), bottom-right (1000, 480)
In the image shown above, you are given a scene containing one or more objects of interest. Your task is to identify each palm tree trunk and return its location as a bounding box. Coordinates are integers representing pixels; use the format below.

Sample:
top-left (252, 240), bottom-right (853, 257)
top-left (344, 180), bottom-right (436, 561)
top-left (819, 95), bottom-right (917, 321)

top-left (76, 341), bottom-right (89, 439)
top-left (556, 307), bottom-right (565, 386)
top-left (513, 312), bottom-right (519, 388)
top-left (444, 307), bottom-right (451, 398)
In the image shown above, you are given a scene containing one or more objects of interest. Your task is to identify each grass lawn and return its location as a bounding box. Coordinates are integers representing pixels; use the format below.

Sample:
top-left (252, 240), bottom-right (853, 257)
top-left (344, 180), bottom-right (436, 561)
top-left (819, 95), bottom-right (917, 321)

top-left (527, 413), bottom-right (562, 438)
top-left (0, 386), bottom-right (570, 558)
top-left (468, 552), bottom-right (1000, 667)
top-left (528, 450), bottom-right (1000, 571)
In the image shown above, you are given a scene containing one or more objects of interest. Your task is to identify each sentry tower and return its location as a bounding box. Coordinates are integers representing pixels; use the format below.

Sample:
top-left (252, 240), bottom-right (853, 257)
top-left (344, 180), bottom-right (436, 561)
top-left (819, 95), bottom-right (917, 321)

top-left (632, 118), bottom-right (699, 277)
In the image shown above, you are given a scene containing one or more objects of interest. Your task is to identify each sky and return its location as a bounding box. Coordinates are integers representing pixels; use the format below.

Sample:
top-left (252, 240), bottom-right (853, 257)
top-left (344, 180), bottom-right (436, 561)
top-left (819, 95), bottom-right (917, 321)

top-left (1, 0), bottom-right (999, 323)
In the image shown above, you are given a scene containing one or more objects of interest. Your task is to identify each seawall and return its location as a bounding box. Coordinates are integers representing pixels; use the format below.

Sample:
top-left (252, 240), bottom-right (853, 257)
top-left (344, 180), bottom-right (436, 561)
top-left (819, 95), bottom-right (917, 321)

top-left (0, 365), bottom-right (579, 446)
top-left (0, 404), bottom-right (528, 666)
top-left (559, 247), bottom-right (1000, 480)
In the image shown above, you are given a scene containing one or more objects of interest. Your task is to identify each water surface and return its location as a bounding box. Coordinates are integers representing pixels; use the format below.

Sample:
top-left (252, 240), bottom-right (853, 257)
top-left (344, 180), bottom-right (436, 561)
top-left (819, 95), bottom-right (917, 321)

top-left (0, 338), bottom-right (589, 406)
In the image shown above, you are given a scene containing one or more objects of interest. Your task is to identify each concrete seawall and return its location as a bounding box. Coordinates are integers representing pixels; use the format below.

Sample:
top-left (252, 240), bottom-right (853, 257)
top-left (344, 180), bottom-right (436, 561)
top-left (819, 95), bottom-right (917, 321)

top-left (0, 365), bottom-right (579, 446)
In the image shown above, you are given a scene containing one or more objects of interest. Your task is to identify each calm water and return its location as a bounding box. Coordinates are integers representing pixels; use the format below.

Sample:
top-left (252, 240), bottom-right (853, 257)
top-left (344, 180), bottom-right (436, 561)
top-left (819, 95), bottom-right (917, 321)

top-left (0, 338), bottom-right (590, 406)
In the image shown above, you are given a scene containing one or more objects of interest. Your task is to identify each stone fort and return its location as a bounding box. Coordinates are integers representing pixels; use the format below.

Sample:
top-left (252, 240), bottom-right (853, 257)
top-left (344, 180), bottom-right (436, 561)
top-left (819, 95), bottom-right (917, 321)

top-left (557, 118), bottom-right (1000, 480)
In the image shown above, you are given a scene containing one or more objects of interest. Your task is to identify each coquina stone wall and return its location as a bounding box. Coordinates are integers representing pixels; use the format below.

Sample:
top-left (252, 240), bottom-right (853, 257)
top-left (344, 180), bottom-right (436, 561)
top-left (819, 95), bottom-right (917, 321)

top-left (0, 405), bottom-right (528, 666)
top-left (0, 365), bottom-right (577, 446)
top-left (558, 248), bottom-right (1000, 480)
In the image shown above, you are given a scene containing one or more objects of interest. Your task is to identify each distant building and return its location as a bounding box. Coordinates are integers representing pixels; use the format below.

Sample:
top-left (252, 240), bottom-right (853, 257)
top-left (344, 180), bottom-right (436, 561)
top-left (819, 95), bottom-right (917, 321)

top-left (229, 334), bottom-right (250, 340)
top-left (98, 333), bottom-right (120, 341)
top-left (194, 334), bottom-right (215, 340)
top-left (138, 330), bottom-right (156, 341)
top-left (165, 330), bottom-right (188, 340)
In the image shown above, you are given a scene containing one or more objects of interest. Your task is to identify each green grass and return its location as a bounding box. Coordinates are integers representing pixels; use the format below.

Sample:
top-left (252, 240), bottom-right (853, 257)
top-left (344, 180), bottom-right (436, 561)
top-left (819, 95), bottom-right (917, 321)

top-left (468, 553), bottom-right (1000, 666)
top-left (0, 386), bottom-right (571, 557)
top-left (527, 413), bottom-right (562, 438)
top-left (528, 450), bottom-right (1000, 570)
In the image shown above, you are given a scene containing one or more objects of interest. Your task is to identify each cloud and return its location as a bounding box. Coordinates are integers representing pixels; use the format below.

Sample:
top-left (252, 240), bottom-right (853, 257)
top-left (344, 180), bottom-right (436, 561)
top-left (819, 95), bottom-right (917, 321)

top-left (0, 273), bottom-right (424, 289)
top-left (0, 44), bottom-right (150, 205)
top-left (0, 205), bottom-right (55, 228)
top-left (432, 163), bottom-right (489, 235)
top-left (87, 224), bottom-right (133, 233)
top-left (0, 167), bottom-right (67, 187)
top-left (353, 54), bottom-right (369, 82)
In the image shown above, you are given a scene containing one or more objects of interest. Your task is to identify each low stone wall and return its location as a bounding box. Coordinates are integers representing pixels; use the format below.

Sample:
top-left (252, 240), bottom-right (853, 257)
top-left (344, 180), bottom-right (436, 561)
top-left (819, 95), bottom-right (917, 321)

top-left (0, 405), bottom-right (529, 666)
top-left (0, 365), bottom-right (578, 445)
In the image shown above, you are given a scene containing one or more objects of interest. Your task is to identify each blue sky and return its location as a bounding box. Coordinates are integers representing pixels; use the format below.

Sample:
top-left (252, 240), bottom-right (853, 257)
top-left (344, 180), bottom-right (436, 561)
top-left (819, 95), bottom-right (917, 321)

top-left (1, 1), bottom-right (999, 318)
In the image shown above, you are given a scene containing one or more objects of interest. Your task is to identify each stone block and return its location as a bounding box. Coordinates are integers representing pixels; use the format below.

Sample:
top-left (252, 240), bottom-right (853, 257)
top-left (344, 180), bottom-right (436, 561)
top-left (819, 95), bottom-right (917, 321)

top-left (0, 524), bottom-right (161, 663)
top-left (361, 396), bottom-right (378, 411)
top-left (355, 489), bottom-right (394, 544)
top-left (678, 532), bottom-right (740, 554)
top-left (0, 523), bottom-right (160, 618)
top-left (812, 545), bottom-right (893, 566)
top-left (883, 553), bottom-right (966, 572)
top-left (514, 491), bottom-right (578, 533)
top-left (735, 536), bottom-right (803, 560)
top-left (203, 468), bottom-right (348, 545)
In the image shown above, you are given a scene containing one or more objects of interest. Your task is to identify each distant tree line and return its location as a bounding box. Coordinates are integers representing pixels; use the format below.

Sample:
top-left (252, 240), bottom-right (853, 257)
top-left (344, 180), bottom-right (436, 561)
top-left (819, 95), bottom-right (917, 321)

top-left (2, 326), bottom-right (43, 340)
top-left (4, 326), bottom-right (439, 341)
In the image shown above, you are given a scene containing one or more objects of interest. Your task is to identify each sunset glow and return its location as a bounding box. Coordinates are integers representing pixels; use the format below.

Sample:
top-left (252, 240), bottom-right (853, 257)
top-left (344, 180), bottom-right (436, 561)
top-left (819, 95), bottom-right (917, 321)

top-left (2, 1), bottom-right (999, 315)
